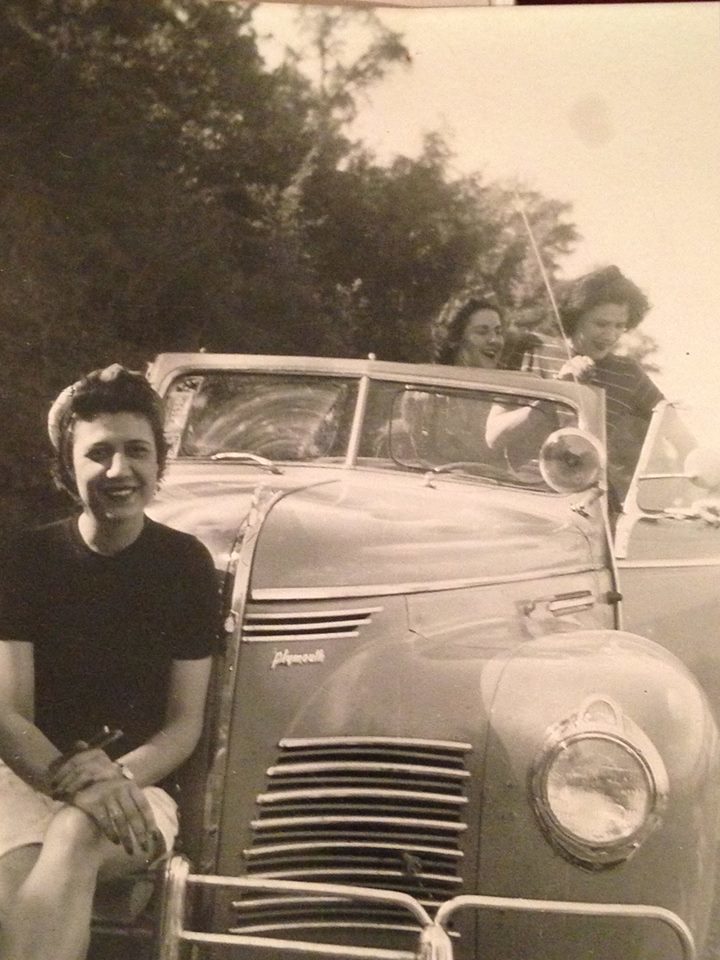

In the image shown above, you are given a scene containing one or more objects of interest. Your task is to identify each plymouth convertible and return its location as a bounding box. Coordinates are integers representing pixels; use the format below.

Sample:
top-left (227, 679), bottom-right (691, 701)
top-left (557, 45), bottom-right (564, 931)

top-left (96, 353), bottom-right (720, 960)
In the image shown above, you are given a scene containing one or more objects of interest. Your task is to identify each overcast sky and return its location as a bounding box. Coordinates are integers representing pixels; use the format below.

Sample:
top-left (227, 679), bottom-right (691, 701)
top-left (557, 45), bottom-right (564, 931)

top-left (256, 2), bottom-right (720, 432)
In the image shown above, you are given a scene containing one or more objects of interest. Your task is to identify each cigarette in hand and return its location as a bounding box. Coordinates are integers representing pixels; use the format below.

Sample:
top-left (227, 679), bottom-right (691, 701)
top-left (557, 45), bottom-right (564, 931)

top-left (49, 726), bottom-right (124, 777)
top-left (83, 726), bottom-right (124, 753)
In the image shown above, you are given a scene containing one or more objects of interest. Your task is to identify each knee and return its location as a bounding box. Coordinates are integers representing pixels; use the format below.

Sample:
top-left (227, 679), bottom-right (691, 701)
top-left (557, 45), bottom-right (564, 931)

top-left (42, 805), bottom-right (104, 864)
top-left (0, 846), bottom-right (40, 914)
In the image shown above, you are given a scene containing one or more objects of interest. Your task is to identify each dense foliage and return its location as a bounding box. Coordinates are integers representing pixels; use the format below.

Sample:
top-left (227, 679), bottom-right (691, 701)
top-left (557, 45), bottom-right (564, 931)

top-left (0, 0), bottom-right (583, 531)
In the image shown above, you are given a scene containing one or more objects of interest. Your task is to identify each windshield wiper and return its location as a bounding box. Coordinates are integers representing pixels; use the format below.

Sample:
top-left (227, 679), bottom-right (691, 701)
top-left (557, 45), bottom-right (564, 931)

top-left (423, 461), bottom-right (502, 488)
top-left (209, 451), bottom-right (283, 474)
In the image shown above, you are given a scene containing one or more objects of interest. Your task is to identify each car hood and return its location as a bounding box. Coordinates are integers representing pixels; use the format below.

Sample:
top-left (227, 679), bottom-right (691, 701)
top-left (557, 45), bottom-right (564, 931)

top-left (149, 464), bottom-right (595, 597)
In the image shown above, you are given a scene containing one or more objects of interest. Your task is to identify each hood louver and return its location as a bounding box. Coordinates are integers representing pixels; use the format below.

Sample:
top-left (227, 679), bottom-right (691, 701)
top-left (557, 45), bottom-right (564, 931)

top-left (242, 604), bottom-right (383, 643)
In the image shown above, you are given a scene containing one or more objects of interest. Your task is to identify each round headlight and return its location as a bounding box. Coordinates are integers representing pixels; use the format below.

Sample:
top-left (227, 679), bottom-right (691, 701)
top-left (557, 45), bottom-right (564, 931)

top-left (539, 428), bottom-right (605, 494)
top-left (532, 699), bottom-right (668, 868)
top-left (545, 735), bottom-right (651, 841)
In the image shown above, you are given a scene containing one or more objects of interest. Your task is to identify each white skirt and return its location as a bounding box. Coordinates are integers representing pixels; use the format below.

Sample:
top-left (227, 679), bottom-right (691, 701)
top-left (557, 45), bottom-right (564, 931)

top-left (0, 758), bottom-right (179, 862)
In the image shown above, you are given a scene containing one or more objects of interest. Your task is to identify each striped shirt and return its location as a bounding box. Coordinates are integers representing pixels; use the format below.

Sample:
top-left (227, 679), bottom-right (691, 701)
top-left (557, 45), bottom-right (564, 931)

top-left (522, 336), bottom-right (664, 499)
top-left (521, 336), bottom-right (664, 435)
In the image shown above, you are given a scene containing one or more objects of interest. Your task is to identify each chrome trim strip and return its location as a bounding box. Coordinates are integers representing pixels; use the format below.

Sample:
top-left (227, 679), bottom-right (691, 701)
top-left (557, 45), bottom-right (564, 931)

top-left (247, 630), bottom-right (359, 642)
top-left (640, 472), bottom-right (687, 480)
top-left (246, 622), bottom-right (368, 630)
top-left (617, 558), bottom-right (720, 570)
top-left (245, 607), bottom-right (383, 620)
top-left (243, 840), bottom-right (463, 860)
top-left (256, 787), bottom-right (467, 806)
top-left (253, 565), bottom-right (602, 601)
top-left (199, 483), bottom-right (286, 873)
top-left (279, 736), bottom-right (472, 752)
top-left (266, 761), bottom-right (470, 779)
top-left (251, 815), bottom-right (467, 833)
top-left (547, 597), bottom-right (594, 614)
top-left (346, 373), bottom-right (371, 467)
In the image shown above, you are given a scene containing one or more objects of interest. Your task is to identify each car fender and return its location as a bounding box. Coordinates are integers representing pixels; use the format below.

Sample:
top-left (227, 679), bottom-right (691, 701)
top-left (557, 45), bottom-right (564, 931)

top-left (477, 628), bottom-right (720, 954)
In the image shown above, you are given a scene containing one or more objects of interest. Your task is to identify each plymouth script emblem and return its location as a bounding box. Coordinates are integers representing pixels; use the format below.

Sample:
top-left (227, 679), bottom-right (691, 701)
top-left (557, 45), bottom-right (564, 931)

top-left (271, 648), bottom-right (326, 670)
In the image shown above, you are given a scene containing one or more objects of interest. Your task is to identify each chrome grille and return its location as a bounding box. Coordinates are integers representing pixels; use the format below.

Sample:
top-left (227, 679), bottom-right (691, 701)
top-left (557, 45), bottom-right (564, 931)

top-left (234, 737), bottom-right (471, 938)
top-left (242, 604), bottom-right (382, 642)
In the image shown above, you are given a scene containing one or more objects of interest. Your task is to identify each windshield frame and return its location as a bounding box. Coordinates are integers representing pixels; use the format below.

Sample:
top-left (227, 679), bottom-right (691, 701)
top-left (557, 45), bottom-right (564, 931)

top-left (155, 358), bottom-right (600, 493)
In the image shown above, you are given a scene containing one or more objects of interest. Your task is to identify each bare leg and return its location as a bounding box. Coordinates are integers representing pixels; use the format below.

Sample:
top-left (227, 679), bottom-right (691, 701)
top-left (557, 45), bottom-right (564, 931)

top-left (0, 845), bottom-right (40, 957)
top-left (1, 805), bottom-right (150, 960)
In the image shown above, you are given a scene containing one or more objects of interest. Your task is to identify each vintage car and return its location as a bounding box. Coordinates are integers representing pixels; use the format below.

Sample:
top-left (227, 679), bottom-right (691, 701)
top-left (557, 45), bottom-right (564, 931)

top-left (97, 353), bottom-right (720, 960)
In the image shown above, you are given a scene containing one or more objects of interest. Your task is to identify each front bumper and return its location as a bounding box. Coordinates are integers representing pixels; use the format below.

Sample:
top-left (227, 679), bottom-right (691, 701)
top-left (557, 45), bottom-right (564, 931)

top-left (155, 855), bottom-right (695, 960)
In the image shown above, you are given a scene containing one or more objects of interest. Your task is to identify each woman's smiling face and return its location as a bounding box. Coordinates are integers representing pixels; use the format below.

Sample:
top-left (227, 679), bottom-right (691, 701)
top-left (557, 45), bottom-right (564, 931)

top-left (572, 302), bottom-right (630, 360)
top-left (456, 309), bottom-right (505, 368)
top-left (71, 412), bottom-right (159, 525)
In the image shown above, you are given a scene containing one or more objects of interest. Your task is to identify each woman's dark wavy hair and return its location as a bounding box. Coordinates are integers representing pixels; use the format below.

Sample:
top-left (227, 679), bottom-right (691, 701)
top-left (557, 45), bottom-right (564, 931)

top-left (436, 297), bottom-right (503, 365)
top-left (558, 265), bottom-right (650, 336)
top-left (52, 365), bottom-right (168, 497)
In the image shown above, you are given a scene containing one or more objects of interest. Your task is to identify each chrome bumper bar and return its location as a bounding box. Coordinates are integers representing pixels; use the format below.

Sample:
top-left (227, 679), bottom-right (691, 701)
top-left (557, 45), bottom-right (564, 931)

top-left (157, 855), bottom-right (695, 960)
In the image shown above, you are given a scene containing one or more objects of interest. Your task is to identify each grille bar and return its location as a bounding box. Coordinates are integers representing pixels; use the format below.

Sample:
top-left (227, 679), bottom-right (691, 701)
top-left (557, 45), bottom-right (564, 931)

top-left (229, 920), bottom-right (423, 936)
top-left (266, 761), bottom-right (470, 780)
top-left (278, 737), bottom-right (471, 753)
top-left (244, 842), bottom-right (463, 861)
top-left (256, 788), bottom-right (468, 807)
top-left (231, 897), bottom-right (442, 914)
top-left (241, 868), bottom-right (463, 886)
top-left (251, 815), bottom-right (467, 833)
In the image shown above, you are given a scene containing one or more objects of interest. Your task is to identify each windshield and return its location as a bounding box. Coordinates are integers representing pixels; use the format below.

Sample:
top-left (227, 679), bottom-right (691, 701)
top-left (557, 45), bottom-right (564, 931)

top-left (364, 385), bottom-right (578, 490)
top-left (164, 372), bottom-right (578, 491)
top-left (165, 373), bottom-right (357, 460)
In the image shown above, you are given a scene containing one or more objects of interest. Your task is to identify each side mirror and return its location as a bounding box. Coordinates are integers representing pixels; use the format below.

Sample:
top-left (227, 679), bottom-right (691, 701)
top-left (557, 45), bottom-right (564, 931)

top-left (539, 428), bottom-right (605, 494)
top-left (684, 447), bottom-right (720, 492)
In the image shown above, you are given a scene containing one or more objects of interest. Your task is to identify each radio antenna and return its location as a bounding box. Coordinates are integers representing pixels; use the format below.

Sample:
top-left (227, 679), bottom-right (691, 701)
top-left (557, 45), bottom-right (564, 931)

top-left (512, 190), bottom-right (574, 364)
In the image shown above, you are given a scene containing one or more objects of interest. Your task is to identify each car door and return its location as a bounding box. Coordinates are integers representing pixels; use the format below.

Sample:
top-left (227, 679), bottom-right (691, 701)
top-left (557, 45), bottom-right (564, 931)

top-left (615, 401), bottom-right (720, 715)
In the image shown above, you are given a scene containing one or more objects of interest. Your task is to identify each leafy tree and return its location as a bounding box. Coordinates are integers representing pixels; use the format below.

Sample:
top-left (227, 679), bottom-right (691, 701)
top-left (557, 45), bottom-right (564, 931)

top-left (298, 136), bottom-right (580, 361)
top-left (431, 182), bottom-right (579, 356)
top-left (258, 11), bottom-right (580, 361)
top-left (0, 0), bottom-right (584, 535)
top-left (211, 5), bottom-right (415, 358)
top-left (0, 0), bottom-right (288, 528)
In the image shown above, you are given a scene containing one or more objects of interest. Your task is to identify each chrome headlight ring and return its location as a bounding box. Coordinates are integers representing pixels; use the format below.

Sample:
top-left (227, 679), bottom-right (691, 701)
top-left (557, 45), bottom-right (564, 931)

top-left (530, 695), bottom-right (669, 869)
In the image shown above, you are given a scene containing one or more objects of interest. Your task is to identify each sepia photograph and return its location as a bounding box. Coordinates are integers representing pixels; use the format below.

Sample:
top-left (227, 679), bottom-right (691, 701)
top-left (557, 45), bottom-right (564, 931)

top-left (0, 2), bottom-right (719, 959)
